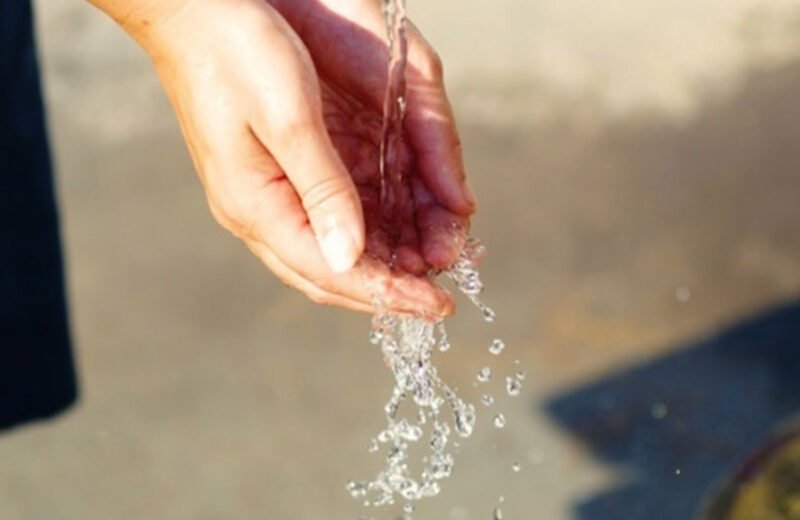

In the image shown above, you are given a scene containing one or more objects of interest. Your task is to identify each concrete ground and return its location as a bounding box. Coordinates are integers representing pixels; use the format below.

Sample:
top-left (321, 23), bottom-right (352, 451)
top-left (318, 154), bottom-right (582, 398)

top-left (2, 1), bottom-right (800, 519)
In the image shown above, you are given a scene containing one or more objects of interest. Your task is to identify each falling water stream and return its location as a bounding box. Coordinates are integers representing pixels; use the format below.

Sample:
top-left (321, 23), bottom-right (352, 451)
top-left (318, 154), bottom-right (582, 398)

top-left (346, 0), bottom-right (520, 516)
top-left (378, 0), bottom-right (409, 227)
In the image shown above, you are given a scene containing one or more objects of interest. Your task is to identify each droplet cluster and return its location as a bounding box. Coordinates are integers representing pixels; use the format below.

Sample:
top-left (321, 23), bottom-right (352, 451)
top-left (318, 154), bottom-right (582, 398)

top-left (348, 239), bottom-right (490, 507)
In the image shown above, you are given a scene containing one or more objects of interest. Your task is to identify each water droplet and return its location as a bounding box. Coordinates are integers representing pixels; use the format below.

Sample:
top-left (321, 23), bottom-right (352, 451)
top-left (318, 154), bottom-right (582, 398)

top-left (506, 376), bottom-right (522, 397)
top-left (368, 438), bottom-right (379, 453)
top-left (515, 370), bottom-right (526, 380)
top-left (482, 306), bottom-right (496, 322)
top-left (387, 446), bottom-right (406, 465)
top-left (347, 481), bottom-right (369, 498)
top-left (420, 481), bottom-right (440, 497)
top-left (429, 453), bottom-right (454, 479)
top-left (512, 462), bottom-right (521, 472)
top-left (454, 403), bottom-right (476, 438)
top-left (493, 414), bottom-right (506, 429)
top-left (396, 419), bottom-right (423, 441)
top-left (369, 330), bottom-right (383, 345)
top-left (481, 394), bottom-right (494, 407)
top-left (488, 339), bottom-right (505, 355)
top-left (437, 321), bottom-right (451, 352)
top-left (498, 495), bottom-right (505, 503)
top-left (493, 507), bottom-right (504, 520)
top-left (477, 367), bottom-right (492, 383)
top-left (404, 503), bottom-right (415, 514)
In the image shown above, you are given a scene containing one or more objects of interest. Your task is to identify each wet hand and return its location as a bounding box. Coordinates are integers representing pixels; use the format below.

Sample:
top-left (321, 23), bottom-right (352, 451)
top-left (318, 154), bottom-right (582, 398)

top-left (107, 0), bottom-right (476, 316)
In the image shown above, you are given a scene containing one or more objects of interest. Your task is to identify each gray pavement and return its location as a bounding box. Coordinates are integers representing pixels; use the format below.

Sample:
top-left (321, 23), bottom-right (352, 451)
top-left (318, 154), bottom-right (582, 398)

top-left (1, 1), bottom-right (800, 519)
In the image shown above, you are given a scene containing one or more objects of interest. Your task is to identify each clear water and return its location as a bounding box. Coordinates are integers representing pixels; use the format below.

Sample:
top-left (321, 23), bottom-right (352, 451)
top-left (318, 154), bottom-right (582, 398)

top-left (348, 239), bottom-right (491, 507)
top-left (378, 0), bottom-right (409, 225)
top-left (489, 339), bottom-right (505, 355)
top-left (346, 0), bottom-right (522, 513)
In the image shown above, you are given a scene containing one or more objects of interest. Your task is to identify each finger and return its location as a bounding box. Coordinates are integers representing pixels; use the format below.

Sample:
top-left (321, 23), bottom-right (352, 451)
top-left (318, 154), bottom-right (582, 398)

top-left (248, 24), bottom-right (365, 274)
top-left (413, 177), bottom-right (469, 269)
top-left (418, 206), bottom-right (468, 269)
top-left (288, 4), bottom-right (476, 215)
top-left (237, 157), bottom-right (455, 317)
top-left (245, 240), bottom-right (375, 313)
top-left (248, 239), bottom-right (451, 318)
top-left (404, 25), bottom-right (476, 216)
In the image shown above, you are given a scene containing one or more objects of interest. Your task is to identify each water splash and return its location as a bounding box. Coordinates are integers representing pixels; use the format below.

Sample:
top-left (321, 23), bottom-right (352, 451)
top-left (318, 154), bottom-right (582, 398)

top-left (348, 241), bottom-right (490, 507)
top-left (345, 0), bottom-right (519, 510)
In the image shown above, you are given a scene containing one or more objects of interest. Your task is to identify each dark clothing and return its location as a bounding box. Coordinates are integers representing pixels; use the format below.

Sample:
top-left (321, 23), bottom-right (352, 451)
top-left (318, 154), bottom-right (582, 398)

top-left (0, 0), bottom-right (78, 429)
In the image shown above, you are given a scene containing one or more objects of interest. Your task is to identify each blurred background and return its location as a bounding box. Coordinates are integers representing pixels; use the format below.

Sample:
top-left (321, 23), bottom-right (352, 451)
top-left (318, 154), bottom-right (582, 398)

top-left (3, 0), bottom-right (800, 518)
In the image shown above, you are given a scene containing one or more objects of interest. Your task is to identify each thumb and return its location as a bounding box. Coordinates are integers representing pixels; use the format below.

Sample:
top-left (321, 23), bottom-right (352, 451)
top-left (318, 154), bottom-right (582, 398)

top-left (246, 29), bottom-right (365, 273)
top-left (268, 121), bottom-right (365, 274)
top-left (298, 140), bottom-right (365, 274)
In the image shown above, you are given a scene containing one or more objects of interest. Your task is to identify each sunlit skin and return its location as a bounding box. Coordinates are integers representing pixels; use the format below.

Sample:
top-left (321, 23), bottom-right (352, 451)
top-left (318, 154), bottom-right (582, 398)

top-left (91, 0), bottom-right (477, 317)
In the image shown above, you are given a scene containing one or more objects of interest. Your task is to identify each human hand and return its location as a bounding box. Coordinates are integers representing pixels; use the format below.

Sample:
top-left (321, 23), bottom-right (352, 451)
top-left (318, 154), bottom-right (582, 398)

top-left (105, 0), bottom-right (476, 316)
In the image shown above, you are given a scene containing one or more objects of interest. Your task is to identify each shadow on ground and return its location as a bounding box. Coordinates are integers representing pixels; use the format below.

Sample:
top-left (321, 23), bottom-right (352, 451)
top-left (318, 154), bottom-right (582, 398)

top-left (530, 51), bottom-right (800, 520)
top-left (546, 300), bottom-right (800, 520)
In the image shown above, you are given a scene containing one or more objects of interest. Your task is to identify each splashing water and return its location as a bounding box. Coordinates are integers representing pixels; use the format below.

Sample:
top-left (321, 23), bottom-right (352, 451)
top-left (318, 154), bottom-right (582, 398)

top-left (346, 0), bottom-right (520, 511)
top-left (348, 239), bottom-right (491, 507)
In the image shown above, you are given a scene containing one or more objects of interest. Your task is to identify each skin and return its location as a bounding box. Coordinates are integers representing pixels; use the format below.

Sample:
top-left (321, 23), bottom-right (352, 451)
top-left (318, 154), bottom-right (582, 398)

top-left (88, 0), bottom-right (476, 317)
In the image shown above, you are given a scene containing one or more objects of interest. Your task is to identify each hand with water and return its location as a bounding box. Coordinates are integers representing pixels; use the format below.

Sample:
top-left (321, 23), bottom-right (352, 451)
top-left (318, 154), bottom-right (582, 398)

top-left (92, 0), bottom-right (475, 316)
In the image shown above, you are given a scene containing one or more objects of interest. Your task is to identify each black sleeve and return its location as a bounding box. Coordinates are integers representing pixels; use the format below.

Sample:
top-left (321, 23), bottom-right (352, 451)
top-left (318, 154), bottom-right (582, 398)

top-left (0, 0), bottom-right (79, 430)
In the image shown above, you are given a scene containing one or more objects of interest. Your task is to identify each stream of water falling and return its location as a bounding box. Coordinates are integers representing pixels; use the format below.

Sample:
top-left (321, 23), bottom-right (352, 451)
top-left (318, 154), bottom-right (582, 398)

top-left (378, 0), bottom-right (409, 227)
top-left (346, 0), bottom-right (518, 514)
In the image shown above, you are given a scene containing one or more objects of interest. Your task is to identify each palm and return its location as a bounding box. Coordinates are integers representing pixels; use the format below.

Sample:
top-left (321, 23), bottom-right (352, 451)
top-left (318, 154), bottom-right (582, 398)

top-left (320, 80), bottom-right (460, 276)
top-left (281, 0), bottom-right (472, 273)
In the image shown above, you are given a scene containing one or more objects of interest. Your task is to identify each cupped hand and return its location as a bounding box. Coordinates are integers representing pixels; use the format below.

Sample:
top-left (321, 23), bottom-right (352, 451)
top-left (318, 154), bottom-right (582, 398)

top-left (126, 0), bottom-right (476, 316)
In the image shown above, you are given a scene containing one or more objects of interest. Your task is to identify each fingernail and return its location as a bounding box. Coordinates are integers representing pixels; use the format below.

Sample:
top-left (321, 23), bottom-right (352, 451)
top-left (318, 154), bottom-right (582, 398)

top-left (319, 224), bottom-right (359, 273)
top-left (463, 178), bottom-right (478, 208)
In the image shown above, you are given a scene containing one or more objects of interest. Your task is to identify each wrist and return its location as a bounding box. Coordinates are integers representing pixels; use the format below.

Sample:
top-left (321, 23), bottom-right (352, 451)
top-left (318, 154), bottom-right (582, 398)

top-left (86, 0), bottom-right (197, 59)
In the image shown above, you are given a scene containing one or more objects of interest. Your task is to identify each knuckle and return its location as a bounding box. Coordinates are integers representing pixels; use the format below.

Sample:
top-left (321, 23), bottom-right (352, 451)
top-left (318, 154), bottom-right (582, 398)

top-left (300, 176), bottom-right (354, 215)
top-left (273, 108), bottom-right (313, 141)
top-left (268, 84), bottom-right (320, 142)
